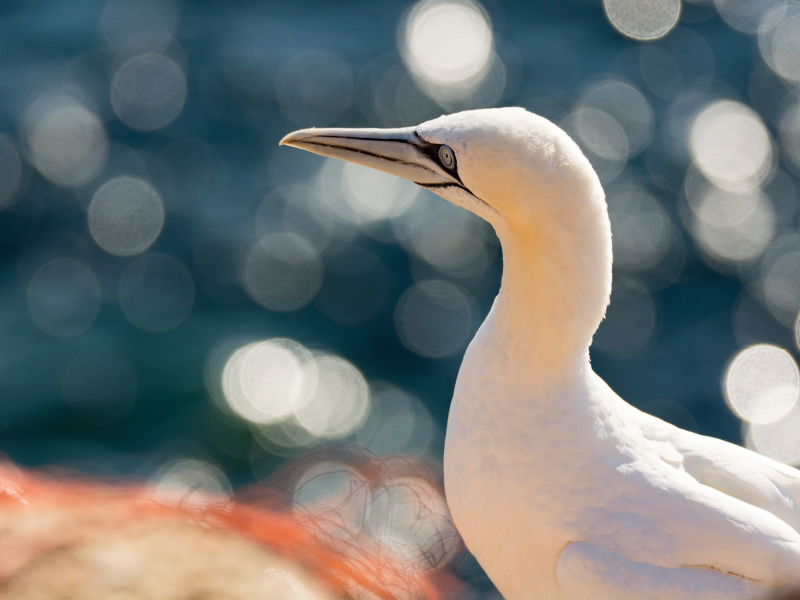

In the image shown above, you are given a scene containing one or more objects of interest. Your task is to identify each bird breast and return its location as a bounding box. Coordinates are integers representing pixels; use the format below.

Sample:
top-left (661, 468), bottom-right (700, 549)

top-left (443, 373), bottom-right (623, 600)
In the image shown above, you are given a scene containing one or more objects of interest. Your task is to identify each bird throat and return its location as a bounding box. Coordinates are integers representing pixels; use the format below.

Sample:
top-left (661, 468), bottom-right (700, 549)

top-left (471, 209), bottom-right (612, 386)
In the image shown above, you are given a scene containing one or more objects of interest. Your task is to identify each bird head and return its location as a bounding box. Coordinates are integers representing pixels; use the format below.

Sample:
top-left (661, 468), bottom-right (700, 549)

top-left (282, 108), bottom-right (613, 364)
top-left (280, 107), bottom-right (607, 240)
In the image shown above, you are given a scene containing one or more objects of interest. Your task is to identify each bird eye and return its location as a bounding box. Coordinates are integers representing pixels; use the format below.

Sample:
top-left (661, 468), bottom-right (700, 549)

top-left (438, 145), bottom-right (455, 169)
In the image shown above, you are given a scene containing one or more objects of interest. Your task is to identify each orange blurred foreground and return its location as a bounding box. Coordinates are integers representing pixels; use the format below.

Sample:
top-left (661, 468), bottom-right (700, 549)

top-left (0, 451), bottom-right (460, 599)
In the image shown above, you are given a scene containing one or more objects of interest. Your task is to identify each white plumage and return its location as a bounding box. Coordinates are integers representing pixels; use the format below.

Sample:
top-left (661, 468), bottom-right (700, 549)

top-left (281, 108), bottom-right (800, 599)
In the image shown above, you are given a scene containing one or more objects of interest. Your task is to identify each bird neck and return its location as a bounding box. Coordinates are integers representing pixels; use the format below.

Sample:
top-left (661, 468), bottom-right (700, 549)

top-left (469, 200), bottom-right (612, 389)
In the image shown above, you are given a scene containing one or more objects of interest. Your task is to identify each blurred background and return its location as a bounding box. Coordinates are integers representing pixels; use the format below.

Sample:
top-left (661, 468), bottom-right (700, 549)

top-left (1, 0), bottom-right (800, 594)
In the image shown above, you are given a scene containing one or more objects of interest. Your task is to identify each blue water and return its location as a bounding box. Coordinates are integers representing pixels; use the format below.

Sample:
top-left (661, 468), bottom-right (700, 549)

top-left (0, 0), bottom-right (792, 526)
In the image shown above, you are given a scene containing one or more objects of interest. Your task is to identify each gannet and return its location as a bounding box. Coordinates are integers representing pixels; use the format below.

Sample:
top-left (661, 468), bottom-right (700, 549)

top-left (280, 108), bottom-right (800, 600)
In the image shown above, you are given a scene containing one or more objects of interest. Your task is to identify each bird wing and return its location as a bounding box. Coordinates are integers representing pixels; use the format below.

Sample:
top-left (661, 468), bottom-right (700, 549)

top-left (632, 407), bottom-right (800, 534)
top-left (580, 403), bottom-right (800, 587)
top-left (665, 422), bottom-right (800, 534)
top-left (556, 541), bottom-right (772, 600)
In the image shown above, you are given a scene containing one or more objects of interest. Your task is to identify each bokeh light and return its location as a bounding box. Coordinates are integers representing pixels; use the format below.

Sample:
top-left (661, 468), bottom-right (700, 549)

top-left (111, 53), bottom-right (187, 131)
top-left (560, 111), bottom-right (627, 183)
top-left (315, 157), bottom-right (421, 229)
top-left (770, 14), bottom-right (800, 83)
top-left (687, 184), bottom-right (776, 267)
top-left (690, 100), bottom-right (772, 191)
top-left (758, 5), bottom-right (800, 88)
top-left (574, 108), bottom-right (629, 162)
top-left (579, 80), bottom-right (654, 157)
top-left (714, 0), bottom-right (784, 33)
top-left (343, 162), bottom-right (420, 222)
top-left (25, 96), bottom-right (108, 187)
top-left (221, 338), bottom-right (316, 425)
top-left (293, 355), bottom-right (370, 439)
top-left (244, 233), bottom-right (323, 312)
top-left (27, 259), bottom-right (102, 337)
top-left (224, 344), bottom-right (370, 447)
top-left (401, 0), bottom-right (494, 102)
top-left (88, 177), bottom-right (165, 256)
top-left (724, 345), bottom-right (799, 424)
top-left (603, 0), bottom-right (681, 41)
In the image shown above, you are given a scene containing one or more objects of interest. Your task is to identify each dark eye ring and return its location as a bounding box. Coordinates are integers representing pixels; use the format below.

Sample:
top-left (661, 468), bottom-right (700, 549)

top-left (438, 145), bottom-right (455, 169)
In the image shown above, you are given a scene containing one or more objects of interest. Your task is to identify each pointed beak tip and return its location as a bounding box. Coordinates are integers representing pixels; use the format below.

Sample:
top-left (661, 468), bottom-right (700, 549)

top-left (279, 128), bottom-right (317, 147)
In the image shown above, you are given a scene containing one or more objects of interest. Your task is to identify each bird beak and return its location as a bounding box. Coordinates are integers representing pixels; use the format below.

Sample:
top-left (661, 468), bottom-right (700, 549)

top-left (279, 127), bottom-right (462, 187)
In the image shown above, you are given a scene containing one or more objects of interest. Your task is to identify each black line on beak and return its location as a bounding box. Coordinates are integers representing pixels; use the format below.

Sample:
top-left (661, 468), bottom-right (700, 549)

top-left (297, 131), bottom-right (469, 189)
top-left (296, 139), bottom-right (420, 166)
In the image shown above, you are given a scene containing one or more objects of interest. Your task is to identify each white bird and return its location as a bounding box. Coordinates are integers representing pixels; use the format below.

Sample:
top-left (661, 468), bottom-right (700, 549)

top-left (281, 108), bottom-right (800, 600)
